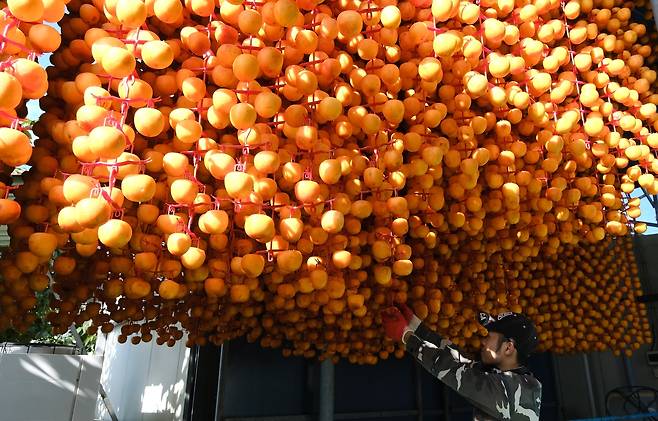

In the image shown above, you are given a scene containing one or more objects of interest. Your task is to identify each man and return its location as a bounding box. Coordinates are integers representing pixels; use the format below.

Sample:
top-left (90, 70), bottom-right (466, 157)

top-left (382, 304), bottom-right (542, 421)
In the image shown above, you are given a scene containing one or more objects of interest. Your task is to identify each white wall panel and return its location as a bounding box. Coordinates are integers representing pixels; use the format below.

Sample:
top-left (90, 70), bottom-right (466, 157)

top-left (0, 354), bottom-right (102, 421)
top-left (95, 329), bottom-right (190, 421)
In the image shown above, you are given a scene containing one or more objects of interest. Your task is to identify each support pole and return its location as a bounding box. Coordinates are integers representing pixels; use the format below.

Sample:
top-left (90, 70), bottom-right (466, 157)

top-left (414, 363), bottom-right (423, 421)
top-left (442, 383), bottom-right (450, 421)
top-left (649, 0), bottom-right (658, 41)
top-left (550, 354), bottom-right (564, 421)
top-left (319, 359), bottom-right (334, 421)
top-left (623, 355), bottom-right (636, 387)
top-left (583, 354), bottom-right (598, 417)
top-left (69, 325), bottom-right (118, 421)
top-left (214, 344), bottom-right (226, 421)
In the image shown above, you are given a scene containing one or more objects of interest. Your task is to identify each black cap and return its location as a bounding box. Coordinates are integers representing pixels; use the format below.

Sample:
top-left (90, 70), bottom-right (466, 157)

top-left (478, 312), bottom-right (538, 359)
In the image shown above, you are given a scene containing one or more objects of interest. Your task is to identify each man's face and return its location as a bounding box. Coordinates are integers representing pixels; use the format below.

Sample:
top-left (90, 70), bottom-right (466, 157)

top-left (480, 331), bottom-right (507, 365)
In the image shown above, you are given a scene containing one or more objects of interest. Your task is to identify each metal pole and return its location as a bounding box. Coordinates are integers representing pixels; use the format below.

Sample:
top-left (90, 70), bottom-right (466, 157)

top-left (622, 355), bottom-right (636, 387)
top-left (414, 364), bottom-right (423, 421)
top-left (441, 383), bottom-right (450, 421)
top-left (319, 359), bottom-right (334, 421)
top-left (583, 353), bottom-right (598, 417)
top-left (183, 344), bottom-right (200, 420)
top-left (550, 353), bottom-right (565, 421)
top-left (651, 0), bottom-right (658, 52)
top-left (69, 325), bottom-right (118, 421)
top-left (214, 344), bottom-right (226, 421)
top-left (189, 345), bottom-right (201, 421)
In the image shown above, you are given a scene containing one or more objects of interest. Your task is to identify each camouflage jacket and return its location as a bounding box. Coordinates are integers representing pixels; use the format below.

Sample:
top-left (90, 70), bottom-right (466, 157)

top-left (404, 322), bottom-right (542, 421)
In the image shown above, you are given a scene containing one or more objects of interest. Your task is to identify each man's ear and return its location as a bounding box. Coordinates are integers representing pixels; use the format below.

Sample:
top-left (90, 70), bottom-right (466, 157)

top-left (505, 341), bottom-right (516, 356)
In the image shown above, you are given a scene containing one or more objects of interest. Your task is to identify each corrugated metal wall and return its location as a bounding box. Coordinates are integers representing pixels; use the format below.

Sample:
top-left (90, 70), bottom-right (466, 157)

top-left (186, 338), bottom-right (559, 421)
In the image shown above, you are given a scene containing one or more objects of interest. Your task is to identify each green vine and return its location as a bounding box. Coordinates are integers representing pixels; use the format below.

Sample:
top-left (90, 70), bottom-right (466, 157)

top-left (0, 289), bottom-right (97, 353)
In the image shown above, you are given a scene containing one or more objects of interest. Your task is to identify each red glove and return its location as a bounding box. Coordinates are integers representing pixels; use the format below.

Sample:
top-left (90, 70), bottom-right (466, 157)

top-left (381, 307), bottom-right (408, 341)
top-left (397, 302), bottom-right (414, 323)
top-left (410, 0), bottom-right (432, 7)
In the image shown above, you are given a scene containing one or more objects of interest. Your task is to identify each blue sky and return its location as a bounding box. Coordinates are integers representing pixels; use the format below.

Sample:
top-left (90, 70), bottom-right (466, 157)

top-left (26, 21), bottom-right (57, 122)
top-left (632, 187), bottom-right (658, 234)
top-left (25, 53), bottom-right (51, 122)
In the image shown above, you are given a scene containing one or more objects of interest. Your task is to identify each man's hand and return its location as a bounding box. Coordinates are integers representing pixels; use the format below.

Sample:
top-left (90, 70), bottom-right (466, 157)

top-left (397, 302), bottom-right (422, 331)
top-left (381, 307), bottom-right (408, 342)
top-left (397, 302), bottom-right (414, 323)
